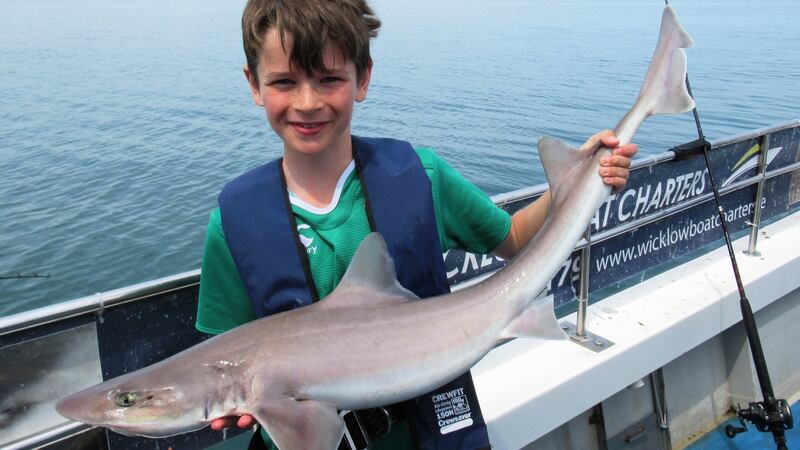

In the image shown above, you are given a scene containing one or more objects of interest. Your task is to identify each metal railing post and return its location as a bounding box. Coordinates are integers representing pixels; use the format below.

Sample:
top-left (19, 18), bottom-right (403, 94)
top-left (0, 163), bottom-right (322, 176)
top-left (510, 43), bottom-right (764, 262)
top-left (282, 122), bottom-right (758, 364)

top-left (744, 133), bottom-right (770, 257)
top-left (576, 227), bottom-right (591, 338)
top-left (650, 369), bottom-right (671, 450)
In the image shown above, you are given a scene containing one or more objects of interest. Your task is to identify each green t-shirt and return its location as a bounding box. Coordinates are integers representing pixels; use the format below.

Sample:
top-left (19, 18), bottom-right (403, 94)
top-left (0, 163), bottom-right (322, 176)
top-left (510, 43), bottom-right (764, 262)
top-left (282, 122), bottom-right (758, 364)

top-left (195, 147), bottom-right (511, 448)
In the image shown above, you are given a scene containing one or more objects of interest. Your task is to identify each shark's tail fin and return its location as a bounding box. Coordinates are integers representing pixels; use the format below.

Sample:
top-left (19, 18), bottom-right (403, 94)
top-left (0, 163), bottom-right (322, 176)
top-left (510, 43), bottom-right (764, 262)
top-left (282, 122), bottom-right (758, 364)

top-left (612, 5), bottom-right (696, 145)
top-left (639, 5), bottom-right (696, 117)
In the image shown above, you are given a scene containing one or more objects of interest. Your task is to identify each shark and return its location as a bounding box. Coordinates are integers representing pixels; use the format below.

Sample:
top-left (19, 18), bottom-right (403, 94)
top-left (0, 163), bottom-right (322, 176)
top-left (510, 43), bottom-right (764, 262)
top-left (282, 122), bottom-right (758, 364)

top-left (55, 5), bottom-right (695, 449)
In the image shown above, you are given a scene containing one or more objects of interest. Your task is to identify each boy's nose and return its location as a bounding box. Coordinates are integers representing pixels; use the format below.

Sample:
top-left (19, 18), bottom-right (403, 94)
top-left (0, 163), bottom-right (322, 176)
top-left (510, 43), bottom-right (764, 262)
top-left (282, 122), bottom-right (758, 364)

top-left (292, 84), bottom-right (323, 112)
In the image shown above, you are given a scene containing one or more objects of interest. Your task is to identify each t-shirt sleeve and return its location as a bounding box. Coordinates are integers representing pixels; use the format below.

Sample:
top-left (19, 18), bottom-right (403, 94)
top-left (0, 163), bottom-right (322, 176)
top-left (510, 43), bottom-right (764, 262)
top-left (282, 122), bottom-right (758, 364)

top-left (416, 148), bottom-right (512, 254)
top-left (195, 208), bottom-right (257, 334)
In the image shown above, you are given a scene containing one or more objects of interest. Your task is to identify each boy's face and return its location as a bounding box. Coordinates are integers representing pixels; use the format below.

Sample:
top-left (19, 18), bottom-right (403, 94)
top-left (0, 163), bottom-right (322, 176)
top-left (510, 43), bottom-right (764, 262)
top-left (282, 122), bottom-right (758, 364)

top-left (244, 29), bottom-right (371, 158)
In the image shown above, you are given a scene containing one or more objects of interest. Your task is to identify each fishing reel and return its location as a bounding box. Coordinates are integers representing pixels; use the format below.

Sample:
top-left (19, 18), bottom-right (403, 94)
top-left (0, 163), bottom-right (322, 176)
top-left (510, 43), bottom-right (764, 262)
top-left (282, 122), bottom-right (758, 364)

top-left (725, 399), bottom-right (793, 441)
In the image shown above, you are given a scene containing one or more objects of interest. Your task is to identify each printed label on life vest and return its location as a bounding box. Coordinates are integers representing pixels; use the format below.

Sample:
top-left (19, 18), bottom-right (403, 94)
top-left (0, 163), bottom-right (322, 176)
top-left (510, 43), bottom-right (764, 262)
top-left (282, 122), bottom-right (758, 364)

top-left (432, 387), bottom-right (473, 435)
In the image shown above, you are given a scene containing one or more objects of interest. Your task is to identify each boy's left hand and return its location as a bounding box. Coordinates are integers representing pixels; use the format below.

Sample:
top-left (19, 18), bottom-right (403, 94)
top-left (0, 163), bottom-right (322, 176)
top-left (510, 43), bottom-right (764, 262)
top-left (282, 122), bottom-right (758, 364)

top-left (583, 130), bottom-right (638, 189)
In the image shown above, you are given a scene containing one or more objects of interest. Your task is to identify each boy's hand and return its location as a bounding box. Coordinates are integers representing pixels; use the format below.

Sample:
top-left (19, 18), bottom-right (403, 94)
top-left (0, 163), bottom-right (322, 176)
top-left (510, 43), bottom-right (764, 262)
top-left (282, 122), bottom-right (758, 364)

top-left (210, 414), bottom-right (255, 431)
top-left (493, 130), bottom-right (638, 260)
top-left (582, 130), bottom-right (638, 190)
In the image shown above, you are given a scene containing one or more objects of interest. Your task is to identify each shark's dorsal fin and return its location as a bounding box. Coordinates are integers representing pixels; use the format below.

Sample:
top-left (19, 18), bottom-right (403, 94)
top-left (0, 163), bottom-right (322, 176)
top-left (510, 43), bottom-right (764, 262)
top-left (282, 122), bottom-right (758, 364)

top-left (324, 233), bottom-right (419, 307)
top-left (538, 136), bottom-right (590, 205)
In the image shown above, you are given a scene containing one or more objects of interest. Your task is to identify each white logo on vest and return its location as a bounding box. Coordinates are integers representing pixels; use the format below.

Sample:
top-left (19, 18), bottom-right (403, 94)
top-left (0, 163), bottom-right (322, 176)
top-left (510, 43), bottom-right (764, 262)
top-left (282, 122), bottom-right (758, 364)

top-left (432, 387), bottom-right (473, 434)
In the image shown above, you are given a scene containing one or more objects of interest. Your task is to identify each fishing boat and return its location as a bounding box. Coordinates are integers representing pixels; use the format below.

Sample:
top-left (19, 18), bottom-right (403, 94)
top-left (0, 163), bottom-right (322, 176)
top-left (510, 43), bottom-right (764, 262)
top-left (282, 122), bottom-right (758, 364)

top-left (1, 120), bottom-right (798, 449)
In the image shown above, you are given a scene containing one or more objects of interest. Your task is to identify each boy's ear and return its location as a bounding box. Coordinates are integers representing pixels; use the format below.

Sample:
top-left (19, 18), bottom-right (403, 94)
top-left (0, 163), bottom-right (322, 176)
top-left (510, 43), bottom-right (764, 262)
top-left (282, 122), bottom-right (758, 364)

top-left (355, 60), bottom-right (373, 103)
top-left (243, 64), bottom-right (265, 107)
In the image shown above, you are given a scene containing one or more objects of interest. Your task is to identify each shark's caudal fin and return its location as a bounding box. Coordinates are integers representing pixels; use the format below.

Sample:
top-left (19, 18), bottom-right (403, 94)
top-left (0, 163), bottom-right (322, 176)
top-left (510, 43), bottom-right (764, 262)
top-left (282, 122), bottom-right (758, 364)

top-left (538, 4), bottom-right (696, 207)
top-left (637, 5), bottom-right (696, 117)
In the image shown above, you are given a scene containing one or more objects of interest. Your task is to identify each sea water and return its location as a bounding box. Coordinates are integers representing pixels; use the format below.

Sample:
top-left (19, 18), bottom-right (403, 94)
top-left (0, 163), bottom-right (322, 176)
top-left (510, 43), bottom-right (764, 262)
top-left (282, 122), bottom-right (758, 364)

top-left (1, 0), bottom-right (798, 315)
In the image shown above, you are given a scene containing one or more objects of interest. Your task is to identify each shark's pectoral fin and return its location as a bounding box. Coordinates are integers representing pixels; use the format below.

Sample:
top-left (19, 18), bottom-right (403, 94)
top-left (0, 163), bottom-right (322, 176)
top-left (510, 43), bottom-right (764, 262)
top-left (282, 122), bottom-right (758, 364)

top-left (500, 296), bottom-right (568, 341)
top-left (253, 399), bottom-right (344, 450)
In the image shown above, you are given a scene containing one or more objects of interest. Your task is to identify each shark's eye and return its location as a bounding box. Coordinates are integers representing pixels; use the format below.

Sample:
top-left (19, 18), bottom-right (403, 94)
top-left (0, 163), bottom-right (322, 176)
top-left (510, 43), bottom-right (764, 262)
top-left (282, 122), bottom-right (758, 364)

top-left (114, 392), bottom-right (138, 407)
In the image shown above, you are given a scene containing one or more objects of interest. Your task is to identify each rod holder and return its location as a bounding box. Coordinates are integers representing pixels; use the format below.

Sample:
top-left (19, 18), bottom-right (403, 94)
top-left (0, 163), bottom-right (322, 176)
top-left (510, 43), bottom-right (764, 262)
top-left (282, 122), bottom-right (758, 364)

top-left (744, 133), bottom-right (770, 257)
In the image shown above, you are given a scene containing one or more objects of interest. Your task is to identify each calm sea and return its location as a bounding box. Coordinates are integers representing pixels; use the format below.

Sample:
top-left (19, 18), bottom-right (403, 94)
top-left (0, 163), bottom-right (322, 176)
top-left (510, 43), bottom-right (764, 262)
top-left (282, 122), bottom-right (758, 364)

top-left (1, 0), bottom-right (798, 315)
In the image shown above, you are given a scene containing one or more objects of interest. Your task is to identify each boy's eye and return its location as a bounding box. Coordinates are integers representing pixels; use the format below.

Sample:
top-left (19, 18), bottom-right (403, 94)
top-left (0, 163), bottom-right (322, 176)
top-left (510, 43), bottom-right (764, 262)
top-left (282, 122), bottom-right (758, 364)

top-left (320, 76), bottom-right (342, 84)
top-left (269, 79), bottom-right (295, 87)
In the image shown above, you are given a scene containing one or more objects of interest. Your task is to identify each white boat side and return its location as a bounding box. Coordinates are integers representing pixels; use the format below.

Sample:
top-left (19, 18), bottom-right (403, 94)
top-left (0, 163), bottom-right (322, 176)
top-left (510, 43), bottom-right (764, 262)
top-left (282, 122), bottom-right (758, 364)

top-left (473, 209), bottom-right (800, 449)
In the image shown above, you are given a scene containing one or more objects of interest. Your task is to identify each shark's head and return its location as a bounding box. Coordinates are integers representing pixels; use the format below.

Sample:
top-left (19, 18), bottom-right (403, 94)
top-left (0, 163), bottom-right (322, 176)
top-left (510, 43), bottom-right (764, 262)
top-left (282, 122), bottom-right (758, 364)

top-left (55, 368), bottom-right (209, 438)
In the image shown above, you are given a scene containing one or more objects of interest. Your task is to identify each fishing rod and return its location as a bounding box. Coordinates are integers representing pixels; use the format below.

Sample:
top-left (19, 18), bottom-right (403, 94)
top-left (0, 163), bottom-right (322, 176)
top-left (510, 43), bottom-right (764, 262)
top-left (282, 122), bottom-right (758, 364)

top-left (675, 73), bottom-right (793, 449)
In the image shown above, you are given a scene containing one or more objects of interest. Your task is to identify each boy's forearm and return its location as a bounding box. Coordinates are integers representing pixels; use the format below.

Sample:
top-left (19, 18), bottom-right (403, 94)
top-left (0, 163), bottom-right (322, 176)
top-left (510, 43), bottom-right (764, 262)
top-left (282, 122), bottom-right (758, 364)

top-left (493, 191), bottom-right (551, 260)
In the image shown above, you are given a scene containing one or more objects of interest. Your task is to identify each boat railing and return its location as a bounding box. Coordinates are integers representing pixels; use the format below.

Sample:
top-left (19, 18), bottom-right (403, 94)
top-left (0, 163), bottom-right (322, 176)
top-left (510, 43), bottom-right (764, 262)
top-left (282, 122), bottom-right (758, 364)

top-left (0, 270), bottom-right (200, 337)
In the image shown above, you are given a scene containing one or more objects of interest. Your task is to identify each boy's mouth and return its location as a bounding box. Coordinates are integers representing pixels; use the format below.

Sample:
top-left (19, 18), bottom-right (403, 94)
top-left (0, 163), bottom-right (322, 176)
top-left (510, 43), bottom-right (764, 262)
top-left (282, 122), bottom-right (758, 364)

top-left (290, 121), bottom-right (327, 136)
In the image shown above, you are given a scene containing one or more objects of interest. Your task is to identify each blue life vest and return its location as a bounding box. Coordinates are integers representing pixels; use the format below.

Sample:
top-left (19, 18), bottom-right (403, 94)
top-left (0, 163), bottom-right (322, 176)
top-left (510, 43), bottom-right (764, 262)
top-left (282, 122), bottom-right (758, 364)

top-left (218, 136), bottom-right (490, 450)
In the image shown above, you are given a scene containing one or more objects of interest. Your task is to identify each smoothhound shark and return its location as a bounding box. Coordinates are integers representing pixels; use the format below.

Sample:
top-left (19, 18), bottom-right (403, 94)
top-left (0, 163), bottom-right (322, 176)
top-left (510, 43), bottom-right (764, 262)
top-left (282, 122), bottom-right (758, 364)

top-left (56, 6), bottom-right (695, 449)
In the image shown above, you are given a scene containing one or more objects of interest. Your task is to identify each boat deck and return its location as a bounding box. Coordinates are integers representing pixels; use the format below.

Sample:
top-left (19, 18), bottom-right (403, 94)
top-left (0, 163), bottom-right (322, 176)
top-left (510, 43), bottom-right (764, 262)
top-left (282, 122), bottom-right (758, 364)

top-left (686, 399), bottom-right (798, 449)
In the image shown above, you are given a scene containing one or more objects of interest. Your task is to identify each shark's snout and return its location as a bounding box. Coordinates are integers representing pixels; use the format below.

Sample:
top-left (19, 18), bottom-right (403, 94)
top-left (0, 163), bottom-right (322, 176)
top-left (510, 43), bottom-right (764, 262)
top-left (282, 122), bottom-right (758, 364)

top-left (55, 384), bottom-right (114, 425)
top-left (55, 392), bottom-right (88, 422)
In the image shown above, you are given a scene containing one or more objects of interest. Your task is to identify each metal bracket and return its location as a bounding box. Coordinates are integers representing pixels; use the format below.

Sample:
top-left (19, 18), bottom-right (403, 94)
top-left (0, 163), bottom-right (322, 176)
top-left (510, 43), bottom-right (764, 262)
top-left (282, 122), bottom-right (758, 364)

top-left (561, 322), bottom-right (615, 352)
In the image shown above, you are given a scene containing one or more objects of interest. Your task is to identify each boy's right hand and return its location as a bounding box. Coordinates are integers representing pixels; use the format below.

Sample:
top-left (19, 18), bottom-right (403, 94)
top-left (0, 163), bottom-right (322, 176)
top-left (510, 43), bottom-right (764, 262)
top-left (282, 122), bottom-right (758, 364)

top-left (210, 414), bottom-right (255, 430)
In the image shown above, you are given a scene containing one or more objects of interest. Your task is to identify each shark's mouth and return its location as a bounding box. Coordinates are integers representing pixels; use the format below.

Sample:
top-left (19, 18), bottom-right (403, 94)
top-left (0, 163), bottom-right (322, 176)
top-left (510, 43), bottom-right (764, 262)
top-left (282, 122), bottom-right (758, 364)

top-left (107, 427), bottom-right (140, 437)
top-left (106, 420), bottom-right (208, 439)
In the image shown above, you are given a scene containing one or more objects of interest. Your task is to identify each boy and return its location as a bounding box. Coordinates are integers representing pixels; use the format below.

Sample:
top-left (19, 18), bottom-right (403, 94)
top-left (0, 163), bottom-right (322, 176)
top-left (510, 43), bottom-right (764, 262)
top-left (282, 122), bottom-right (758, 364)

top-left (196, 0), bottom-right (637, 449)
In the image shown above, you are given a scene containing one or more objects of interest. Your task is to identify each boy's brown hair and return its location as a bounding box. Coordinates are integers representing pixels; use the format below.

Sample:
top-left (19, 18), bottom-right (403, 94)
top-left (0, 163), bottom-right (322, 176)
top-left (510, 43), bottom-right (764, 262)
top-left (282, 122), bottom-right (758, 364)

top-left (242, 0), bottom-right (381, 84)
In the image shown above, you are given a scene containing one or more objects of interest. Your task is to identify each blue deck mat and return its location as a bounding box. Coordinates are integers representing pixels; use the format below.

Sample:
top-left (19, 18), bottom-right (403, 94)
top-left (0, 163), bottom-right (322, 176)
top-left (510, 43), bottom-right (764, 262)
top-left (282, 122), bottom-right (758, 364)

top-left (686, 400), bottom-right (797, 449)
